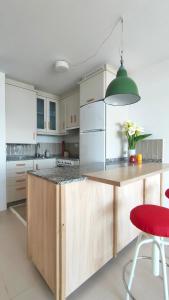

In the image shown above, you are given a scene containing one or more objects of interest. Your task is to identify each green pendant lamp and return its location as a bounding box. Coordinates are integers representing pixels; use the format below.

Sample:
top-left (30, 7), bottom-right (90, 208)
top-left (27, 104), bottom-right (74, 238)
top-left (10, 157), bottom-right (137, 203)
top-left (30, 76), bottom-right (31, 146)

top-left (105, 18), bottom-right (141, 106)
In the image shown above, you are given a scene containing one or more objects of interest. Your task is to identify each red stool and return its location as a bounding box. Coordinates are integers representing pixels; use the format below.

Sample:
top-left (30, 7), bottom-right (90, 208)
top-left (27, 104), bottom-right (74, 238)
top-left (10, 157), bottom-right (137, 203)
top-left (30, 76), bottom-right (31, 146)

top-left (165, 189), bottom-right (169, 199)
top-left (125, 204), bottom-right (169, 300)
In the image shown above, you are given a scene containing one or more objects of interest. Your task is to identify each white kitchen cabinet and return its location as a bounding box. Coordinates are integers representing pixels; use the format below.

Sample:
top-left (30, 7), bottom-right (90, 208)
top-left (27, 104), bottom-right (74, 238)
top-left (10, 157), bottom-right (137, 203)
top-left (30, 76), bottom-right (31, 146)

top-left (47, 98), bottom-right (59, 134)
top-left (58, 99), bottom-right (66, 134)
top-left (6, 158), bottom-right (56, 204)
top-left (37, 96), bottom-right (47, 133)
top-left (37, 93), bottom-right (59, 135)
top-left (6, 160), bottom-right (34, 203)
top-left (34, 158), bottom-right (56, 170)
top-left (65, 89), bottom-right (80, 130)
top-left (72, 90), bottom-right (80, 128)
top-left (6, 83), bottom-right (36, 144)
top-left (80, 65), bottom-right (115, 107)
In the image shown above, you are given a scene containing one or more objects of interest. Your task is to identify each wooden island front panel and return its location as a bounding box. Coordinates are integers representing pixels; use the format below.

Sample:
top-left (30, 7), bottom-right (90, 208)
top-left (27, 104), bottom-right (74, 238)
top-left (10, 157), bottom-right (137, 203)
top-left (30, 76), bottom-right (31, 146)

top-left (63, 180), bottom-right (114, 296)
top-left (27, 175), bottom-right (57, 293)
top-left (27, 171), bottom-right (162, 300)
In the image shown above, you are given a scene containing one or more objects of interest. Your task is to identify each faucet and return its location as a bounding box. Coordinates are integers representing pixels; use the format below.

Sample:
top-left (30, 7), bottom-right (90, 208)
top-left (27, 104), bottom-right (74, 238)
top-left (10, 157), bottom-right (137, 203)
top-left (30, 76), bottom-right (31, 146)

top-left (35, 143), bottom-right (40, 158)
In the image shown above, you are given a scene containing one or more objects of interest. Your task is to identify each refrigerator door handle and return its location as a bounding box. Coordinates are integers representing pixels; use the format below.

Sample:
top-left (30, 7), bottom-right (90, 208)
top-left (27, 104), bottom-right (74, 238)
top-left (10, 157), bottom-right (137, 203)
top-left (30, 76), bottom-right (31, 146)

top-left (80, 129), bottom-right (105, 134)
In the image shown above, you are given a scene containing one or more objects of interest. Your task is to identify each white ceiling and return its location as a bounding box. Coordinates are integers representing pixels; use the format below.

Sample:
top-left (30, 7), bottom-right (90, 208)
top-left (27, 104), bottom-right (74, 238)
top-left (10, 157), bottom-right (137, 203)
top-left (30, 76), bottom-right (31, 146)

top-left (0, 0), bottom-right (169, 95)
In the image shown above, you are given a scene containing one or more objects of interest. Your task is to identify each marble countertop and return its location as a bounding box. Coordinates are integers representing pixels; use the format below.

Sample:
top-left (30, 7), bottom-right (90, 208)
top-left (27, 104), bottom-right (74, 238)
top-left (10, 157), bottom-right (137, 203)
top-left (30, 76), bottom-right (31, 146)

top-left (6, 155), bottom-right (80, 162)
top-left (28, 163), bottom-right (105, 184)
top-left (28, 161), bottom-right (168, 185)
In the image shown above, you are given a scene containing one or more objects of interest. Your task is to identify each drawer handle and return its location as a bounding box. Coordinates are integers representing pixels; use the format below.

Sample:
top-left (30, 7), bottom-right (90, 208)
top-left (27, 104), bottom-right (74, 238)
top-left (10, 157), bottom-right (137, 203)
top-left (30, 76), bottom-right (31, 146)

top-left (87, 98), bottom-right (95, 103)
top-left (16, 164), bottom-right (26, 167)
top-left (16, 171), bottom-right (25, 175)
top-left (16, 179), bottom-right (26, 183)
top-left (16, 187), bottom-right (26, 191)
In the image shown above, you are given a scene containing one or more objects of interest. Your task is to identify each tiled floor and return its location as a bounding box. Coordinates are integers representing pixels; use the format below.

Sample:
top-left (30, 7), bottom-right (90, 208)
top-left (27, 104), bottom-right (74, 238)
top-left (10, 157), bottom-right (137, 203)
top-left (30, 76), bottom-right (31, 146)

top-left (0, 210), bottom-right (168, 300)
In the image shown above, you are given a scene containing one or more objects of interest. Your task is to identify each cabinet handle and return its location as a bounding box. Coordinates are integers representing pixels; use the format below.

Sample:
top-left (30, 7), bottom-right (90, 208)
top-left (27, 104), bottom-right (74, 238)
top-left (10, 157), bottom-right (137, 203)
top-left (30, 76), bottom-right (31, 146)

top-left (16, 187), bottom-right (26, 191)
top-left (16, 171), bottom-right (25, 175)
top-left (16, 163), bottom-right (25, 167)
top-left (16, 179), bottom-right (26, 183)
top-left (87, 98), bottom-right (95, 103)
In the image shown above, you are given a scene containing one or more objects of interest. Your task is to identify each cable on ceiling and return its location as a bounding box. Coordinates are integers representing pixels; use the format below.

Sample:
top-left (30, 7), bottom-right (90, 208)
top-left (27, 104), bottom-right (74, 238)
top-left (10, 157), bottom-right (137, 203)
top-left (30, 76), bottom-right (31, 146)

top-left (70, 17), bottom-right (123, 68)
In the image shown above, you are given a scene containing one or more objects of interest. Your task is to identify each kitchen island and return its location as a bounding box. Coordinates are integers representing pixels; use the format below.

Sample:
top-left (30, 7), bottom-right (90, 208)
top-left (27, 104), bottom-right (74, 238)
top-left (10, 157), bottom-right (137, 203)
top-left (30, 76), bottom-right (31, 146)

top-left (27, 162), bottom-right (169, 300)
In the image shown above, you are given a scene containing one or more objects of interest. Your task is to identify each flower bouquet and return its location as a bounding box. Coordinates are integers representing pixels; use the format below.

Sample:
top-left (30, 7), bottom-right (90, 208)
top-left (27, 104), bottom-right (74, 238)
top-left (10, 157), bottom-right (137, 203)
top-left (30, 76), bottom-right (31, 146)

top-left (122, 120), bottom-right (152, 159)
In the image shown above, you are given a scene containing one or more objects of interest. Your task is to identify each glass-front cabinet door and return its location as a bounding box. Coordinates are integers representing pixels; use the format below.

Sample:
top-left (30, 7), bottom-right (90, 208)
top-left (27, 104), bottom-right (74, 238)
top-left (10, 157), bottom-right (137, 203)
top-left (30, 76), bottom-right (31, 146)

top-left (47, 99), bottom-right (57, 134)
top-left (37, 97), bottom-right (46, 133)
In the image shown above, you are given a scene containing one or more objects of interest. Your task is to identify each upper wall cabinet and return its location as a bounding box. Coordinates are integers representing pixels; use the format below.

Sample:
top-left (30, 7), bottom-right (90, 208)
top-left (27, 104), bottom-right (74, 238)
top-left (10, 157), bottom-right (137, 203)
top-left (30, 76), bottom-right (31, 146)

top-left (58, 99), bottom-right (66, 134)
top-left (64, 89), bottom-right (80, 130)
top-left (80, 65), bottom-right (115, 107)
top-left (6, 82), bottom-right (36, 144)
top-left (36, 93), bottom-right (59, 135)
top-left (48, 99), bottom-right (57, 132)
top-left (37, 97), bottom-right (46, 132)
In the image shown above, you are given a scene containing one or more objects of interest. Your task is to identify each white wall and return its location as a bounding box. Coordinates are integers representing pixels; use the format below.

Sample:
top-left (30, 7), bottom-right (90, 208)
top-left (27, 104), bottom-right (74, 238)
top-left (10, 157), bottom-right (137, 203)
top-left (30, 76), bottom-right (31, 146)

top-left (106, 105), bottom-right (129, 159)
top-left (0, 73), bottom-right (6, 211)
top-left (129, 63), bottom-right (169, 162)
top-left (128, 60), bottom-right (169, 206)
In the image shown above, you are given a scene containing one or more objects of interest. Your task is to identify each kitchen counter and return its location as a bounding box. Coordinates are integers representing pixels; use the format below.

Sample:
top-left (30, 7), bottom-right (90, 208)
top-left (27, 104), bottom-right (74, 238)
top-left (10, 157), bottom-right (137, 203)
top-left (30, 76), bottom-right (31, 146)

top-left (85, 162), bottom-right (169, 186)
top-left (6, 155), bottom-right (79, 161)
top-left (27, 161), bottom-right (169, 300)
top-left (28, 163), bottom-right (105, 184)
top-left (27, 161), bottom-right (128, 184)
top-left (28, 161), bottom-right (169, 185)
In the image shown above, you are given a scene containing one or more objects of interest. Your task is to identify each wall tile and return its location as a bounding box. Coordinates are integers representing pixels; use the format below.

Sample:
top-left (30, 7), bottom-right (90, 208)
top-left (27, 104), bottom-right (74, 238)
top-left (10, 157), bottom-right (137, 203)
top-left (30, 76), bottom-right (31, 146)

top-left (136, 139), bottom-right (163, 161)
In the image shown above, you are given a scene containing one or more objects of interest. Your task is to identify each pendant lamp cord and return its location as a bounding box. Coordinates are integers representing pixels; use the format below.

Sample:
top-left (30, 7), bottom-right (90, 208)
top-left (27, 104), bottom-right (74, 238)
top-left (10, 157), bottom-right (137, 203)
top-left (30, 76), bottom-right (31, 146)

top-left (120, 17), bottom-right (124, 66)
top-left (70, 17), bottom-right (123, 68)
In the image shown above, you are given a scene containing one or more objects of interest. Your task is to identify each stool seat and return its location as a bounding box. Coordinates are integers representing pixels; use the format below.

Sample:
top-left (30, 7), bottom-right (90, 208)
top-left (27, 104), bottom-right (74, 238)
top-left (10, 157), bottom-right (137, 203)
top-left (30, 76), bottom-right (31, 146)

top-left (130, 204), bottom-right (169, 238)
top-left (165, 189), bottom-right (169, 199)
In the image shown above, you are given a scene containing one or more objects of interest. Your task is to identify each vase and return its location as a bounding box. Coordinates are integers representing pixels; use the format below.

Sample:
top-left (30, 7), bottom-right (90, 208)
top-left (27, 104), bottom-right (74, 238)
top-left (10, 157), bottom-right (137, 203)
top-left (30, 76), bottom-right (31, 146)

top-left (128, 149), bottom-right (137, 163)
top-left (128, 149), bottom-right (136, 157)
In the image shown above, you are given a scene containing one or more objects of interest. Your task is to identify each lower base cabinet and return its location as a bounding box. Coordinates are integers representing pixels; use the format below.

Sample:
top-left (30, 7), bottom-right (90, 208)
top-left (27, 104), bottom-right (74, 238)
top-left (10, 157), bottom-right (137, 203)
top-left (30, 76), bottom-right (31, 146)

top-left (7, 160), bottom-right (34, 204)
top-left (6, 158), bottom-right (56, 204)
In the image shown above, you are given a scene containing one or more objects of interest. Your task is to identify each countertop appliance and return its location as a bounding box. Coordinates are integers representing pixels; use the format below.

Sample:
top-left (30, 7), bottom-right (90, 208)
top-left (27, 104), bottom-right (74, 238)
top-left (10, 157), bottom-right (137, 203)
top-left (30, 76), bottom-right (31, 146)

top-left (56, 158), bottom-right (79, 167)
top-left (80, 100), bottom-right (129, 164)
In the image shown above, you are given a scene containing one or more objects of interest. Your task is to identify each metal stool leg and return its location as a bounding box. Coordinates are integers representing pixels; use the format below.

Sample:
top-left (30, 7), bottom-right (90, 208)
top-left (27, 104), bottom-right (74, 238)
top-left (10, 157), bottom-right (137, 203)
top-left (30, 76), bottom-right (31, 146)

top-left (160, 242), bottom-right (169, 300)
top-left (126, 237), bottom-right (153, 300)
top-left (152, 236), bottom-right (160, 276)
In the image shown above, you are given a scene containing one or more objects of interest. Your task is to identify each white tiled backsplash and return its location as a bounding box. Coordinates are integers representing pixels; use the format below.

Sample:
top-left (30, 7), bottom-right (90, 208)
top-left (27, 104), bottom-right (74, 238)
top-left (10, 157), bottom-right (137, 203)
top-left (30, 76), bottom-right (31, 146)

top-left (6, 142), bottom-right (79, 158)
top-left (136, 139), bottom-right (163, 161)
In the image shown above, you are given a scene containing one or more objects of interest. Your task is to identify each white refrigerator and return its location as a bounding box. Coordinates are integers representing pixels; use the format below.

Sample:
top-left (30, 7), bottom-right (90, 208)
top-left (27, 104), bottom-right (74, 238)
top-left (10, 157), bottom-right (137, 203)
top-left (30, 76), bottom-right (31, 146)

top-left (80, 100), bottom-right (129, 164)
top-left (80, 101), bottom-right (106, 164)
